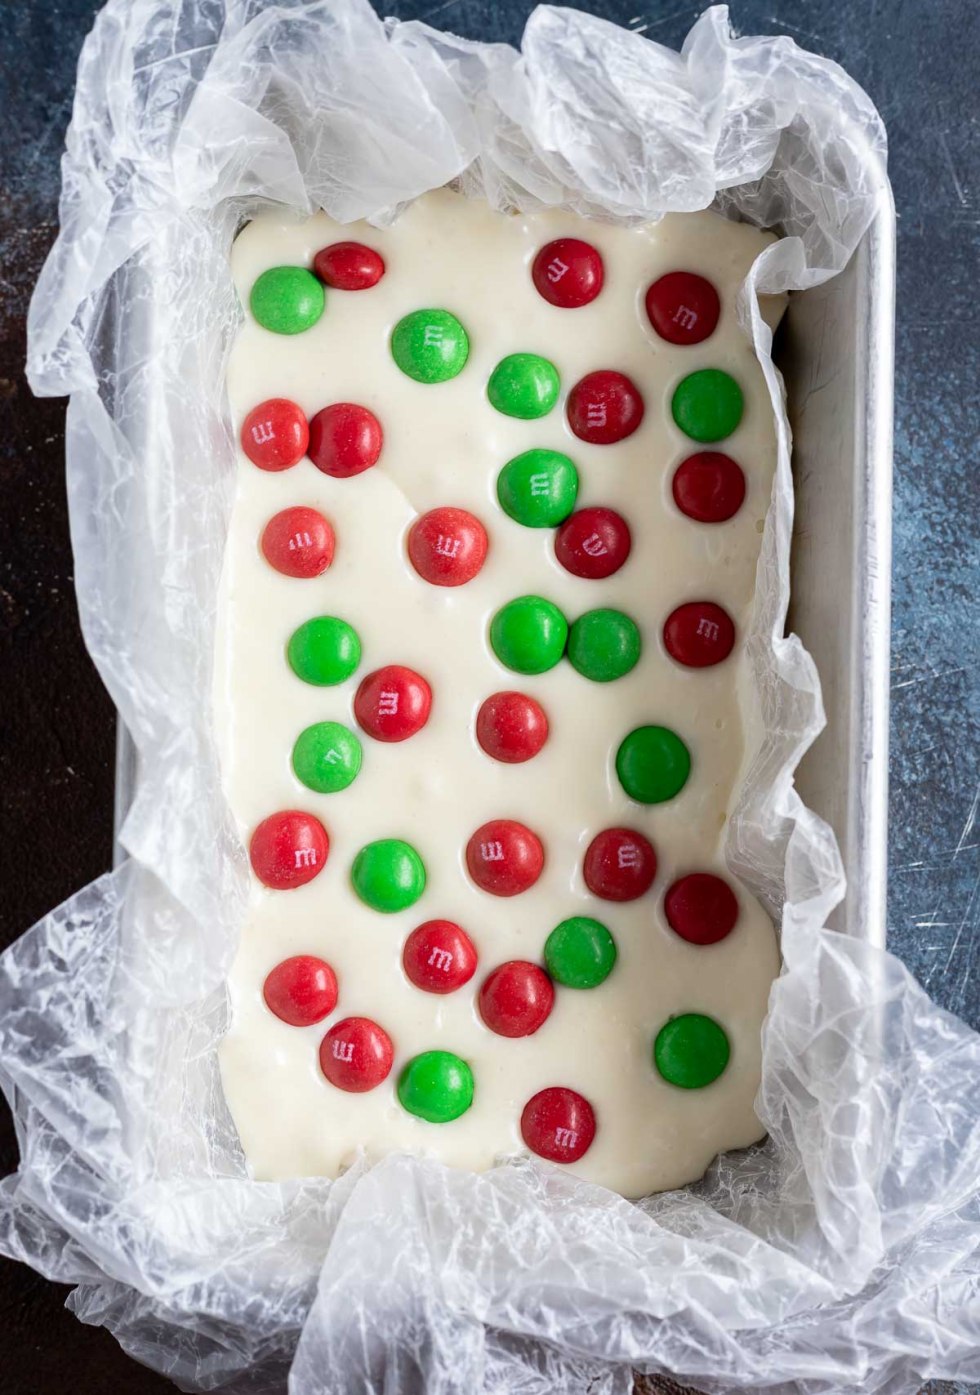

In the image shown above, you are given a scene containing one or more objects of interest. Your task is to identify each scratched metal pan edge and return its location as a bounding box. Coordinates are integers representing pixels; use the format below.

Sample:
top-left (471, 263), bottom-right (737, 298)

top-left (785, 184), bottom-right (895, 948)
top-left (112, 192), bottom-right (896, 953)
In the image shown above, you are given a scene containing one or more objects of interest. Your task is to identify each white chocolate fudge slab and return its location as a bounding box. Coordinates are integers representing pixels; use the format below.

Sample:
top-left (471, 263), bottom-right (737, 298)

top-left (216, 189), bottom-right (781, 1198)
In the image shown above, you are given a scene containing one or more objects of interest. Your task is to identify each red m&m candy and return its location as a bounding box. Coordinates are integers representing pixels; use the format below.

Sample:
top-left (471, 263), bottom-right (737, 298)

top-left (531, 238), bottom-right (604, 308)
top-left (249, 810), bottom-right (329, 890)
top-left (476, 691), bottom-right (549, 764)
top-left (583, 827), bottom-right (656, 902)
top-left (555, 507), bottom-right (631, 580)
top-left (408, 507), bottom-right (488, 587)
top-left (567, 371), bottom-right (644, 445)
top-left (466, 819), bottom-right (544, 897)
top-left (663, 601), bottom-right (735, 667)
top-left (241, 398), bottom-right (309, 471)
top-left (319, 1017), bottom-right (393, 1093)
top-left (665, 873), bottom-right (739, 945)
top-left (354, 665), bottom-right (431, 742)
top-left (672, 452), bottom-right (746, 523)
top-left (645, 271), bottom-right (720, 346)
top-left (263, 955), bottom-right (338, 1026)
top-left (478, 961), bottom-right (554, 1037)
top-left (308, 402), bottom-right (382, 478)
top-left (521, 1087), bottom-right (596, 1162)
top-left (313, 241), bottom-right (385, 290)
top-left (261, 507), bottom-right (335, 578)
top-left (403, 920), bottom-right (478, 993)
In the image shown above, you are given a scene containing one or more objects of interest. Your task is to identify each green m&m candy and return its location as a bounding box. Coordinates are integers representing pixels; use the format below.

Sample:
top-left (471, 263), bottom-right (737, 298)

top-left (568, 609), bottom-right (641, 683)
top-left (292, 721), bottom-right (362, 794)
top-left (544, 917), bottom-right (617, 989)
top-left (287, 616), bottom-right (361, 686)
top-left (671, 369), bottom-right (744, 443)
top-left (496, 448), bottom-right (579, 528)
top-left (654, 1013), bottom-right (730, 1088)
top-left (351, 838), bottom-right (426, 912)
top-left (249, 266), bottom-right (325, 335)
top-left (490, 595), bottom-right (568, 675)
top-left (397, 1050), bottom-right (474, 1123)
top-left (390, 309), bottom-right (469, 383)
top-left (616, 725), bottom-right (690, 803)
top-left (487, 353), bottom-right (560, 419)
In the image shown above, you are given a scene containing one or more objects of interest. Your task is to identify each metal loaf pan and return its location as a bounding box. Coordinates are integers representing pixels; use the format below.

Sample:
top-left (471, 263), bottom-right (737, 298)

top-left (783, 190), bottom-right (895, 946)
top-left (112, 195), bottom-right (896, 951)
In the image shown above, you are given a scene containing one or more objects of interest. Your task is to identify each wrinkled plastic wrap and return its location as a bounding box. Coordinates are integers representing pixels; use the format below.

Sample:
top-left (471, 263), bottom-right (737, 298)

top-left (3, 3), bottom-right (979, 1392)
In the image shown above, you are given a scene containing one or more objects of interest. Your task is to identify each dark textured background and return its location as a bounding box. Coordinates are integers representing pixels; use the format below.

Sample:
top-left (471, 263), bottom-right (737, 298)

top-left (0, 1), bottom-right (977, 1391)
